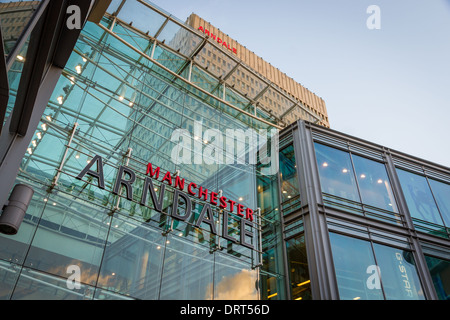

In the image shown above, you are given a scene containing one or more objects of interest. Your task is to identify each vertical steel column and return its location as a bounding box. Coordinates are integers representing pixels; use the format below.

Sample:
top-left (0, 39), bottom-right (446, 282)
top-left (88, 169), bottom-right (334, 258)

top-left (293, 120), bottom-right (339, 300)
top-left (385, 152), bottom-right (439, 300)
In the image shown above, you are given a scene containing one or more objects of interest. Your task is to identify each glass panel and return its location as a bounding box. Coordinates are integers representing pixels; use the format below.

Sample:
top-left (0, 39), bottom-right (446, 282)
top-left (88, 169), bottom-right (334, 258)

top-left (11, 267), bottom-right (95, 300)
top-left (159, 234), bottom-right (214, 300)
top-left (279, 144), bottom-right (301, 215)
top-left (115, 0), bottom-right (167, 38)
top-left (197, 42), bottom-right (237, 79)
top-left (279, 145), bottom-right (299, 202)
top-left (0, 1), bottom-right (40, 55)
top-left (424, 255), bottom-right (450, 300)
top-left (157, 20), bottom-right (202, 57)
top-left (213, 252), bottom-right (259, 300)
top-left (396, 169), bottom-right (443, 226)
top-left (0, 260), bottom-right (20, 300)
top-left (314, 143), bottom-right (359, 202)
top-left (23, 192), bottom-right (110, 286)
top-left (428, 179), bottom-right (450, 227)
top-left (352, 154), bottom-right (398, 212)
top-left (286, 234), bottom-right (311, 300)
top-left (372, 243), bottom-right (425, 300)
top-left (329, 232), bottom-right (383, 300)
top-left (96, 216), bottom-right (165, 300)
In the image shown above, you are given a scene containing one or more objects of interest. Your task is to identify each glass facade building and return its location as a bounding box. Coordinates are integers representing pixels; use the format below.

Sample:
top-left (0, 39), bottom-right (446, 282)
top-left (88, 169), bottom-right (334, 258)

top-left (0, 1), bottom-right (448, 300)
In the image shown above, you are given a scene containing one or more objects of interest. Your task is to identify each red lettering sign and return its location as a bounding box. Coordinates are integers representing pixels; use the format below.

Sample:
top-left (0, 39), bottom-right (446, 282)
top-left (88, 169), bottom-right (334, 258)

top-left (146, 162), bottom-right (253, 222)
top-left (197, 26), bottom-right (237, 55)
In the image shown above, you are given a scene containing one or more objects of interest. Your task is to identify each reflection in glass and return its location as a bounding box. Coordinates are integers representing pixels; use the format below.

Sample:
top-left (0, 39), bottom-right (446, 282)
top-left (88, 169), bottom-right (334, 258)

top-left (396, 169), bottom-right (443, 226)
top-left (11, 267), bottom-right (95, 300)
top-left (424, 255), bottom-right (450, 300)
top-left (428, 179), bottom-right (450, 227)
top-left (213, 253), bottom-right (259, 300)
top-left (329, 232), bottom-right (383, 300)
top-left (279, 145), bottom-right (300, 205)
top-left (97, 217), bottom-right (165, 300)
top-left (160, 234), bottom-right (214, 300)
top-left (286, 235), bottom-right (311, 300)
top-left (23, 193), bottom-right (110, 285)
top-left (329, 232), bottom-right (425, 300)
top-left (372, 243), bottom-right (424, 300)
top-left (315, 143), bottom-right (359, 202)
top-left (352, 154), bottom-right (397, 212)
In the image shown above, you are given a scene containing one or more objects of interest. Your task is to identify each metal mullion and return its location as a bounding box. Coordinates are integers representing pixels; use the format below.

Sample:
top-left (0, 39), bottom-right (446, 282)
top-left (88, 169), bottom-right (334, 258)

top-left (98, 22), bottom-right (283, 129)
top-left (153, 17), bottom-right (169, 39)
top-left (5, 0), bottom-right (50, 70)
top-left (107, 14), bottom-right (287, 128)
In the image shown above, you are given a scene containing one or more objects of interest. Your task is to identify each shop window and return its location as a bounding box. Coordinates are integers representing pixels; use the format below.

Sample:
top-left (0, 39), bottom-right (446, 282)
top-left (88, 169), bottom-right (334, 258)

top-left (279, 144), bottom-right (300, 215)
top-left (314, 143), bottom-right (398, 218)
top-left (428, 179), bottom-right (450, 227)
top-left (424, 255), bottom-right (450, 300)
top-left (329, 232), bottom-right (425, 300)
top-left (286, 234), bottom-right (311, 300)
top-left (352, 154), bottom-right (397, 212)
top-left (314, 143), bottom-right (359, 203)
top-left (396, 169), bottom-right (443, 226)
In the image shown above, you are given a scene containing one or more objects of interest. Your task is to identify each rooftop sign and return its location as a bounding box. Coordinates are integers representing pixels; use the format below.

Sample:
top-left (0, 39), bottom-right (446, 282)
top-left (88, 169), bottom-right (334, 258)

top-left (198, 26), bottom-right (237, 54)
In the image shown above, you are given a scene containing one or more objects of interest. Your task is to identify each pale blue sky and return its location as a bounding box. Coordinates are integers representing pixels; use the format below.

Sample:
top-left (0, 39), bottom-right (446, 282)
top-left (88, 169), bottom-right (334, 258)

top-left (149, 0), bottom-right (450, 167)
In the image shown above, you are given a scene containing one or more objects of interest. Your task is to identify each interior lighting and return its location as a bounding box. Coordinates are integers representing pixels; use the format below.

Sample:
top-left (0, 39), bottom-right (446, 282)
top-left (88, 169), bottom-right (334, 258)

top-left (377, 179), bottom-right (383, 184)
top-left (36, 132), bottom-right (42, 140)
top-left (238, 197), bottom-right (243, 201)
top-left (282, 190), bottom-right (287, 194)
top-left (41, 123), bottom-right (47, 131)
top-left (31, 140), bottom-right (37, 147)
top-left (69, 76), bottom-right (75, 84)
top-left (322, 162), bottom-right (328, 167)
top-left (27, 148), bottom-right (32, 155)
top-left (57, 95), bottom-right (64, 104)
top-left (75, 64), bottom-right (82, 74)
top-left (297, 280), bottom-right (310, 287)
top-left (360, 174), bottom-right (366, 179)
top-left (129, 91), bottom-right (137, 107)
top-left (342, 168), bottom-right (348, 173)
top-left (46, 115), bottom-right (52, 122)
top-left (16, 55), bottom-right (25, 61)
top-left (75, 152), bottom-right (80, 159)
top-left (118, 86), bottom-right (126, 101)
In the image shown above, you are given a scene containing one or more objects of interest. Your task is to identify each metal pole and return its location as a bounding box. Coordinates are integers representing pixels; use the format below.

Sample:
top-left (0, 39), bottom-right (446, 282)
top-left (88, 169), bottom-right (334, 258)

top-left (51, 122), bottom-right (79, 188)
